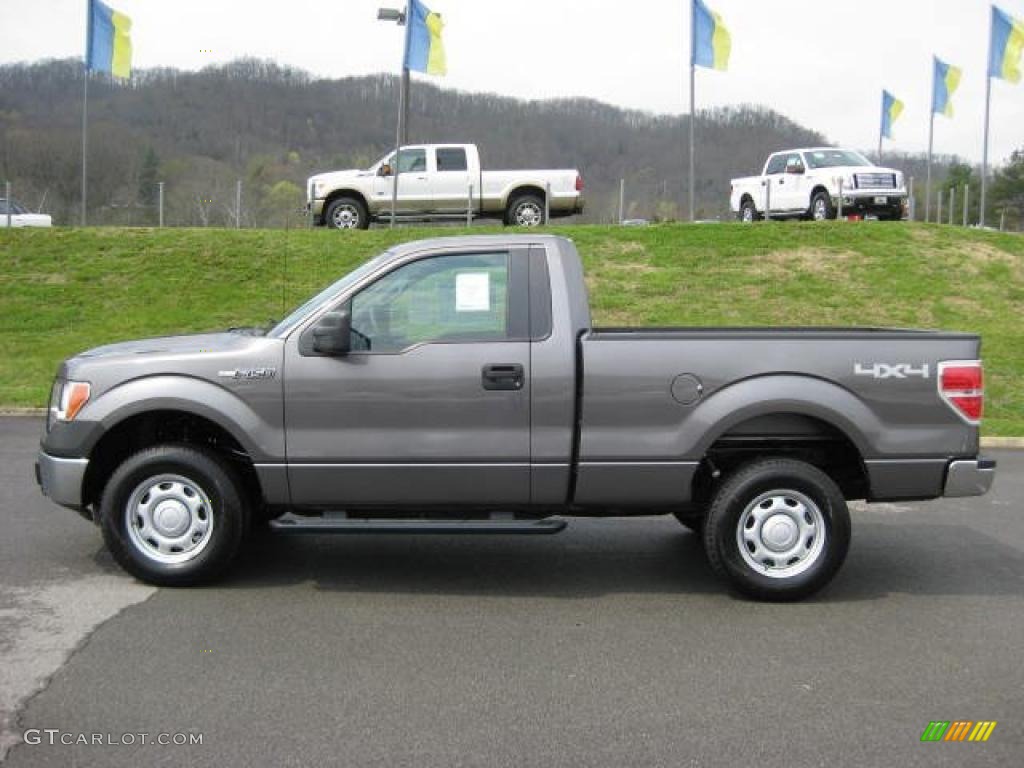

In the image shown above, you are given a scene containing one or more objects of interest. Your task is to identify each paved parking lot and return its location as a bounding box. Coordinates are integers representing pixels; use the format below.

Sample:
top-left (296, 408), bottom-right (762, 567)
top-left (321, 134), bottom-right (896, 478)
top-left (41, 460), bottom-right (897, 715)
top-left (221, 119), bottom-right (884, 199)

top-left (1, 415), bottom-right (1021, 766)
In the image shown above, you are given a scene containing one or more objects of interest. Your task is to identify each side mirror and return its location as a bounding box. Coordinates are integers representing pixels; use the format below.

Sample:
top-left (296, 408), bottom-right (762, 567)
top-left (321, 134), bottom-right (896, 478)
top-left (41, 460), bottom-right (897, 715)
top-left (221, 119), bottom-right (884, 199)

top-left (379, 164), bottom-right (393, 177)
top-left (311, 310), bottom-right (351, 356)
top-left (786, 165), bottom-right (805, 175)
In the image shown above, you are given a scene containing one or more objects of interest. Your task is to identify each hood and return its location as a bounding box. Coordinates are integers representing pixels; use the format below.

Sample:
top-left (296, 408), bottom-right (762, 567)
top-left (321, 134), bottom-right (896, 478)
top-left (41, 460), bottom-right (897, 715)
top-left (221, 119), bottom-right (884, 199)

top-left (8, 213), bottom-right (52, 227)
top-left (309, 168), bottom-right (374, 188)
top-left (74, 332), bottom-right (258, 360)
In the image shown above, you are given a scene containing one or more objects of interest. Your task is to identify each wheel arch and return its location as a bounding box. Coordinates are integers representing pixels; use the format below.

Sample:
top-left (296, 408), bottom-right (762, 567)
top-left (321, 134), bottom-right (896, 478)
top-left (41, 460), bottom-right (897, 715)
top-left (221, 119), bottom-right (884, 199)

top-left (503, 184), bottom-right (547, 210)
top-left (322, 188), bottom-right (370, 222)
top-left (685, 375), bottom-right (875, 501)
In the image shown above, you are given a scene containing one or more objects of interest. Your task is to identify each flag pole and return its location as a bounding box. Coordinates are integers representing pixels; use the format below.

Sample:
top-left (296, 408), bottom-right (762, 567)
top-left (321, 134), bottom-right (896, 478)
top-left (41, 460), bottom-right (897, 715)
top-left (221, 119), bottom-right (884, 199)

top-left (980, 8), bottom-right (994, 229)
top-left (81, 70), bottom-right (88, 227)
top-left (925, 109), bottom-right (934, 224)
top-left (877, 92), bottom-right (884, 164)
top-left (389, 6), bottom-right (412, 230)
top-left (688, 0), bottom-right (696, 222)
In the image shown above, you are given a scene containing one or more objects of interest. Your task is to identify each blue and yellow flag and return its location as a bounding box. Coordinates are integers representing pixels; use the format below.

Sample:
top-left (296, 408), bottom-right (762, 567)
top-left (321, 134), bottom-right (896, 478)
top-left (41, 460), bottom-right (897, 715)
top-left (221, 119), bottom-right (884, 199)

top-left (86, 0), bottom-right (132, 79)
top-left (692, 0), bottom-right (730, 71)
top-left (881, 90), bottom-right (904, 139)
top-left (404, 0), bottom-right (446, 76)
top-left (932, 57), bottom-right (961, 117)
top-left (989, 5), bottom-right (1024, 83)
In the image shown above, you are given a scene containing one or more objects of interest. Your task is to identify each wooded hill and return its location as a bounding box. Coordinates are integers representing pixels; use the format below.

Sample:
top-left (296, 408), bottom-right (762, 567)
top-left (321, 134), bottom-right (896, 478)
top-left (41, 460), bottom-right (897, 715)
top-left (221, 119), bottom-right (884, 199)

top-left (0, 58), bottom-right (976, 226)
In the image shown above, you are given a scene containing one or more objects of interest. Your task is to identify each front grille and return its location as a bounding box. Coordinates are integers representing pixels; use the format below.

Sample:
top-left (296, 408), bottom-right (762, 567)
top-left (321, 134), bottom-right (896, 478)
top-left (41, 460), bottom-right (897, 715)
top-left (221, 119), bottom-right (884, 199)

top-left (854, 173), bottom-right (897, 190)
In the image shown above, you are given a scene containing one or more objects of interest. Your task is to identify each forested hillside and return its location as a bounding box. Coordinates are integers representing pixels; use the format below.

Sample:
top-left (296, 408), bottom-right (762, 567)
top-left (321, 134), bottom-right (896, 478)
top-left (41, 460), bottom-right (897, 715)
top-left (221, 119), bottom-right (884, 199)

top-left (0, 58), bottom-right (971, 226)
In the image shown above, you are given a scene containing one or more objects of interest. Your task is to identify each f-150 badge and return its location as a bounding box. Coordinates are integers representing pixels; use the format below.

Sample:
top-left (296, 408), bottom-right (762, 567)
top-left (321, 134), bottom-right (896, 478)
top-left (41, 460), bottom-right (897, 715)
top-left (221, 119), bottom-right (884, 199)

top-left (218, 367), bottom-right (277, 380)
top-left (854, 363), bottom-right (929, 379)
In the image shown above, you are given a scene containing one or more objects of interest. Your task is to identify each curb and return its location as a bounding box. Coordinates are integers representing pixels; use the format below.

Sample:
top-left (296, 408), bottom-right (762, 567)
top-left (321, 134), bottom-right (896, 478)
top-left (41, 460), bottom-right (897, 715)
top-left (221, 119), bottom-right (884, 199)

top-left (2, 407), bottom-right (1023, 448)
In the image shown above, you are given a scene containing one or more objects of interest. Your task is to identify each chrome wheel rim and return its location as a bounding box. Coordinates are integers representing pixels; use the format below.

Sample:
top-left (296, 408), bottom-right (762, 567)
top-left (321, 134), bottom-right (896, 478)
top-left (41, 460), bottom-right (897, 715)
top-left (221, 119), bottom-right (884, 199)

top-left (813, 198), bottom-right (828, 220)
top-left (736, 489), bottom-right (826, 579)
top-left (514, 201), bottom-right (543, 227)
top-left (330, 204), bottom-right (361, 229)
top-left (125, 474), bottom-right (214, 564)
top-left (742, 206), bottom-right (753, 222)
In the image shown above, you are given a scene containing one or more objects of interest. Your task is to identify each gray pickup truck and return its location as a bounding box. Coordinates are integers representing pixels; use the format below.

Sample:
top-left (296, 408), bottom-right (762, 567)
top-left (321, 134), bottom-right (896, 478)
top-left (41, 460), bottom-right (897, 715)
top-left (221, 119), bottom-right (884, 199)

top-left (37, 235), bottom-right (995, 600)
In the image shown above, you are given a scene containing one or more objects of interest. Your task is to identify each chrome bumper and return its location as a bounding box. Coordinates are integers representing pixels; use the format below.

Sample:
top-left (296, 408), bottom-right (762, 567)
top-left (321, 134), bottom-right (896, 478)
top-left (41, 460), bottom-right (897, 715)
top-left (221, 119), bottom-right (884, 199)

top-left (36, 451), bottom-right (88, 509)
top-left (943, 458), bottom-right (996, 498)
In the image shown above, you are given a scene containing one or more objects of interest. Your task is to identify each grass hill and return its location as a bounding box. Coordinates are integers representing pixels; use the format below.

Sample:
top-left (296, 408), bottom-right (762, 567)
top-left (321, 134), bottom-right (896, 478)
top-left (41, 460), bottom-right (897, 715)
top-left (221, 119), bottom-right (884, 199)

top-left (1, 222), bottom-right (1021, 434)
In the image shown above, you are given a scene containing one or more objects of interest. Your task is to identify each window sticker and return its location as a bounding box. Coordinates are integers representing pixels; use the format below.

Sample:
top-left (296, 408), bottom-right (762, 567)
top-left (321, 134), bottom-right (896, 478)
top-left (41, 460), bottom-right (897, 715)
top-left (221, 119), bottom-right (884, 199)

top-left (455, 272), bottom-right (490, 312)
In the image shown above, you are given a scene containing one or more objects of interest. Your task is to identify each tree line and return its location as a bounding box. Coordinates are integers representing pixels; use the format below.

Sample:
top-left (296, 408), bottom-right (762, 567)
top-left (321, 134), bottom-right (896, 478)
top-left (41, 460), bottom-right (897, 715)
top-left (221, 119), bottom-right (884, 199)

top-left (0, 58), bottom-right (1020, 228)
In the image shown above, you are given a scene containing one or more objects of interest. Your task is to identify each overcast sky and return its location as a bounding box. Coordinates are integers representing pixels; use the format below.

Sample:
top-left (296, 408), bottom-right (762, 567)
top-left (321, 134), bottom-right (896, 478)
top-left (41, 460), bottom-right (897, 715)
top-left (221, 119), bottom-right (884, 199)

top-left (2, 0), bottom-right (1023, 164)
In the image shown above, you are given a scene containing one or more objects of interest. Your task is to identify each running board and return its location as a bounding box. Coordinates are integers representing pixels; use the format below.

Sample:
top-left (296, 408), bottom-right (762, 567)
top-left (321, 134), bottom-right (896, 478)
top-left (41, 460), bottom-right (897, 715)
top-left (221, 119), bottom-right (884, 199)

top-left (268, 514), bottom-right (567, 535)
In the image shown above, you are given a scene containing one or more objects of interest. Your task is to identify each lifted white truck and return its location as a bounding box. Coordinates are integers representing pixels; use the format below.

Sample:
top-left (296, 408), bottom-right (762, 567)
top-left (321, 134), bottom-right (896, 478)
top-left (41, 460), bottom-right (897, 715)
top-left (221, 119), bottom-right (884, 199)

top-left (308, 143), bottom-right (584, 229)
top-left (730, 148), bottom-right (907, 222)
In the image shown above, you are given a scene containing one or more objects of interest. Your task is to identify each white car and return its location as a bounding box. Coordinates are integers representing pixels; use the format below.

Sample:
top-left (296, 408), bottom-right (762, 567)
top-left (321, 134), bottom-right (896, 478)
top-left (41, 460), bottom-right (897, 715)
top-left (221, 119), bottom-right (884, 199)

top-left (308, 143), bottom-right (584, 229)
top-left (0, 198), bottom-right (52, 228)
top-left (730, 148), bottom-right (907, 222)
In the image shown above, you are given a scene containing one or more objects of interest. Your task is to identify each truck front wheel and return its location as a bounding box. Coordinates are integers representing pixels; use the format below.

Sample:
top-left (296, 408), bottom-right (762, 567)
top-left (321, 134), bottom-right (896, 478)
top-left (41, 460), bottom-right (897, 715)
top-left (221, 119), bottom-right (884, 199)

top-left (739, 199), bottom-right (759, 223)
top-left (506, 194), bottom-right (546, 227)
top-left (325, 196), bottom-right (369, 230)
top-left (98, 445), bottom-right (249, 586)
top-left (810, 191), bottom-right (835, 221)
top-left (703, 458), bottom-right (851, 601)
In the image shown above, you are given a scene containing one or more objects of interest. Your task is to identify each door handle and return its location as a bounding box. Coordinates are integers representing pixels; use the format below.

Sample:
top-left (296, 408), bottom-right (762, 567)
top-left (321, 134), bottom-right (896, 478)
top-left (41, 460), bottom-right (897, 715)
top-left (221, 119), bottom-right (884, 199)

top-left (482, 363), bottom-right (524, 391)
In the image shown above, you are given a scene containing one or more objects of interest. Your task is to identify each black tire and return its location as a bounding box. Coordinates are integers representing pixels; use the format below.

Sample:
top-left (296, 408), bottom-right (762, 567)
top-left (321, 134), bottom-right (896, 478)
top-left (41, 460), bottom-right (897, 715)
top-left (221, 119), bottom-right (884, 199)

top-left (505, 194), bottom-right (546, 227)
top-left (99, 445), bottom-right (249, 586)
top-left (672, 511), bottom-right (706, 534)
top-left (325, 196), bottom-right (369, 230)
top-left (703, 458), bottom-right (850, 601)
top-left (739, 198), bottom-right (760, 223)
top-left (809, 190), bottom-right (835, 221)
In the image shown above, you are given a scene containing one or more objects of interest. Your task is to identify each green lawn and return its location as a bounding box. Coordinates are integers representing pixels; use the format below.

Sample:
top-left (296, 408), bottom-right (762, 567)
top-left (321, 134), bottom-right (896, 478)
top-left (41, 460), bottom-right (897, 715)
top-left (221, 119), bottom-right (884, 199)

top-left (1, 222), bottom-right (1022, 434)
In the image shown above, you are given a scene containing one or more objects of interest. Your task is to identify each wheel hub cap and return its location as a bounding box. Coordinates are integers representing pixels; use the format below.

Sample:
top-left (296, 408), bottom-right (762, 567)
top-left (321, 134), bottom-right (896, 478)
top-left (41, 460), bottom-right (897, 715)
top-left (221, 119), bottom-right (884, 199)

top-left (153, 500), bottom-right (190, 537)
top-left (762, 514), bottom-right (798, 551)
top-left (736, 490), bottom-right (827, 579)
top-left (125, 474), bottom-right (214, 565)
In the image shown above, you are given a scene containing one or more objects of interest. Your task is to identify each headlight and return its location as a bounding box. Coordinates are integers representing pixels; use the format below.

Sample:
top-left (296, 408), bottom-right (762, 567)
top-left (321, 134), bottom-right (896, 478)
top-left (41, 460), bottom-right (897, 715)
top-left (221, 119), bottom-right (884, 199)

top-left (48, 380), bottom-right (91, 430)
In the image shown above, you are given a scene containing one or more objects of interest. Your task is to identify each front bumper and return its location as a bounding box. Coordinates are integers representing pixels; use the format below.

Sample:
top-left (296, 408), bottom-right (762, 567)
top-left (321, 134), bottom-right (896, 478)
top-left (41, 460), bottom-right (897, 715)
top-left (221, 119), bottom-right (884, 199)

top-left (943, 457), bottom-right (996, 497)
top-left (36, 450), bottom-right (88, 510)
top-left (835, 191), bottom-right (907, 215)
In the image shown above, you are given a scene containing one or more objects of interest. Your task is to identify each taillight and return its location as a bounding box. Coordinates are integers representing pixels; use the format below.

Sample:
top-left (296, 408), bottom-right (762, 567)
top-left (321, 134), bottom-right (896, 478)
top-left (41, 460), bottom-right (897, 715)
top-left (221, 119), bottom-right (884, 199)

top-left (938, 360), bottom-right (983, 424)
top-left (575, 174), bottom-right (584, 192)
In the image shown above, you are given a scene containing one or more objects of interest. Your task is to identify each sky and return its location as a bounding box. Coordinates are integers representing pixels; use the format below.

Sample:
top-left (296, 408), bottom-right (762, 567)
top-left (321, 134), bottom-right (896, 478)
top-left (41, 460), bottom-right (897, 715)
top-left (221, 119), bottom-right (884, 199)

top-left (1, 0), bottom-right (1023, 165)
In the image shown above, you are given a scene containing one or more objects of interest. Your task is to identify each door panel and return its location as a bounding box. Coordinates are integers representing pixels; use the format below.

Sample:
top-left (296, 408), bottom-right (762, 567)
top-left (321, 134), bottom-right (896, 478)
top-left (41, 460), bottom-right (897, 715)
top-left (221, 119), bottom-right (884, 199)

top-left (284, 249), bottom-right (531, 507)
top-left (431, 146), bottom-right (473, 212)
top-left (370, 147), bottom-right (432, 212)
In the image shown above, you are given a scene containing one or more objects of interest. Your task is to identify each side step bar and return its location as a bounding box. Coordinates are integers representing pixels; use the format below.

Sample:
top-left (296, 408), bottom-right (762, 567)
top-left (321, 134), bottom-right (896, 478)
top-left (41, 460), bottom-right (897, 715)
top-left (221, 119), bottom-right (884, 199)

top-left (269, 514), bottom-right (567, 536)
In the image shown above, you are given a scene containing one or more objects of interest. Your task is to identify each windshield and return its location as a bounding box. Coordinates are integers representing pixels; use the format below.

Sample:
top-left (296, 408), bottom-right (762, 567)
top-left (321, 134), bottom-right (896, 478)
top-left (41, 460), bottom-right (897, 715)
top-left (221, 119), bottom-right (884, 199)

top-left (803, 150), bottom-right (873, 169)
top-left (267, 251), bottom-right (394, 338)
top-left (0, 199), bottom-right (27, 214)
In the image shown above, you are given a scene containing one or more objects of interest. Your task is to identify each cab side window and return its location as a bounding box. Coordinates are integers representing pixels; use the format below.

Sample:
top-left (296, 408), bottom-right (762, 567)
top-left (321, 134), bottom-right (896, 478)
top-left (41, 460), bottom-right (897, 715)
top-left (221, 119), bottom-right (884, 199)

top-left (396, 149), bottom-right (427, 174)
top-left (348, 253), bottom-right (509, 353)
top-left (785, 154), bottom-right (805, 173)
top-left (765, 155), bottom-right (787, 175)
top-left (436, 148), bottom-right (468, 172)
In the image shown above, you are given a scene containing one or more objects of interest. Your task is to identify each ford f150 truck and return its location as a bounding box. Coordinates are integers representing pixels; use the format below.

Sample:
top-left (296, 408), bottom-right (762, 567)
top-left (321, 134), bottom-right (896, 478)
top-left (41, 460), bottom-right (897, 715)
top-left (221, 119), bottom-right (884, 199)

top-left (731, 148), bottom-right (908, 222)
top-left (307, 143), bottom-right (584, 229)
top-left (37, 235), bottom-right (994, 600)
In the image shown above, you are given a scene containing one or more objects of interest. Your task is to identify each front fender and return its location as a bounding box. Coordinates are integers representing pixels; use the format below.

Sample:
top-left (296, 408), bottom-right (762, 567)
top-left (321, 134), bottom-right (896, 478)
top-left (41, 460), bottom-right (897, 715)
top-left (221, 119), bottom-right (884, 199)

top-left (78, 375), bottom-right (284, 462)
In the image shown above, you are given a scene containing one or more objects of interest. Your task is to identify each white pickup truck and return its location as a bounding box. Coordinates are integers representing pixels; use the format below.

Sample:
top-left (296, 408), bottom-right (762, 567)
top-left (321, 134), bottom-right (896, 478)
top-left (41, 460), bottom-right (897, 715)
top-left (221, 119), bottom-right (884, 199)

top-left (730, 148), bottom-right (907, 222)
top-left (0, 198), bottom-right (52, 228)
top-left (308, 143), bottom-right (584, 229)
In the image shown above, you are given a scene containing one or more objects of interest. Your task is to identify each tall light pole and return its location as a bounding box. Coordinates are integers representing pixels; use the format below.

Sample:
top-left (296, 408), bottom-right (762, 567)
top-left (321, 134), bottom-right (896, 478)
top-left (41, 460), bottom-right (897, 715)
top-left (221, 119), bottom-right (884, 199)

top-left (379, 6), bottom-right (410, 228)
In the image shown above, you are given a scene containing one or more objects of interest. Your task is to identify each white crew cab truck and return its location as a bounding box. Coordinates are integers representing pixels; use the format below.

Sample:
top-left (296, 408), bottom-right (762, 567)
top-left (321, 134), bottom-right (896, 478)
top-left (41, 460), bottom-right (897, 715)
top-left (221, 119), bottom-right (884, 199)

top-left (730, 148), bottom-right (907, 222)
top-left (308, 143), bottom-right (584, 229)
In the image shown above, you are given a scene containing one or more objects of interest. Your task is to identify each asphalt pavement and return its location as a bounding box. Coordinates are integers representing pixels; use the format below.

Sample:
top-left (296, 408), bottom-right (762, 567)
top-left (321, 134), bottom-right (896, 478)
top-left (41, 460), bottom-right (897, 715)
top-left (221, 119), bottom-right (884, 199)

top-left (1, 415), bottom-right (1021, 767)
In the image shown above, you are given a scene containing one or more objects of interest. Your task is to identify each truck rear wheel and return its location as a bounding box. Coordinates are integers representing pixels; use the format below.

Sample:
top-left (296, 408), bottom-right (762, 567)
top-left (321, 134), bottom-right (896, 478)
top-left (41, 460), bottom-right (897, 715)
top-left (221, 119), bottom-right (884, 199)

top-left (739, 199), bottom-right (759, 223)
top-left (325, 196), bottom-right (369, 230)
top-left (506, 194), bottom-right (545, 227)
top-left (703, 458), bottom-right (850, 601)
top-left (99, 445), bottom-right (248, 586)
